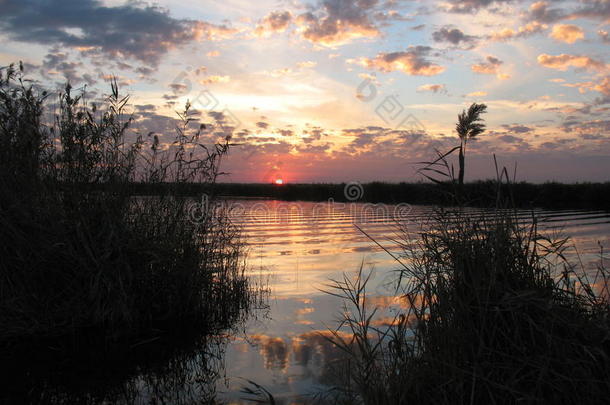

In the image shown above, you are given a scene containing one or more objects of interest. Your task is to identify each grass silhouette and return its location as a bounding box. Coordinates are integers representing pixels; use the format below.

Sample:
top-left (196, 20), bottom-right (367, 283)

top-left (0, 64), bottom-right (253, 348)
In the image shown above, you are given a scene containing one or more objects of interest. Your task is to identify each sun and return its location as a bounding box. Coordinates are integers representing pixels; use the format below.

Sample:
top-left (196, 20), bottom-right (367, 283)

top-left (274, 178), bottom-right (284, 185)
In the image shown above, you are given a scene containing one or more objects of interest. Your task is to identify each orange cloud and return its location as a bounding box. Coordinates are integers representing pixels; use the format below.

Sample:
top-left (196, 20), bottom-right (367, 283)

top-left (550, 24), bottom-right (585, 44)
top-left (417, 84), bottom-right (447, 93)
top-left (295, 0), bottom-right (380, 46)
top-left (537, 54), bottom-right (608, 72)
top-left (471, 56), bottom-right (510, 79)
top-left (253, 11), bottom-right (292, 37)
top-left (297, 16), bottom-right (378, 46)
top-left (193, 21), bottom-right (239, 41)
top-left (490, 21), bottom-right (547, 41)
top-left (353, 46), bottom-right (445, 76)
top-left (562, 76), bottom-right (610, 97)
top-left (199, 75), bottom-right (230, 84)
top-left (297, 61), bottom-right (317, 69)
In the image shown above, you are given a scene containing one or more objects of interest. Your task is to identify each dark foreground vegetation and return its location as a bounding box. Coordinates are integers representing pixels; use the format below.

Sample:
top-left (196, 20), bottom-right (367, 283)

top-left (319, 172), bottom-right (610, 403)
top-left (0, 65), bottom-right (259, 402)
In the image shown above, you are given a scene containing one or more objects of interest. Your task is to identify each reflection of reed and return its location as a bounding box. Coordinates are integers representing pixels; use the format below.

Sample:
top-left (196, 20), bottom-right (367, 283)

top-left (2, 320), bottom-right (245, 403)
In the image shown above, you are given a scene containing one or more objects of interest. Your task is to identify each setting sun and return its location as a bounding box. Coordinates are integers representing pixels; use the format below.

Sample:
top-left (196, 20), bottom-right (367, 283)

top-left (274, 178), bottom-right (284, 185)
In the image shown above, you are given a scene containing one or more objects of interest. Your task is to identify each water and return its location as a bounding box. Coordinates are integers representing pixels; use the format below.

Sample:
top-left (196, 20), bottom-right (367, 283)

top-left (217, 200), bottom-right (610, 403)
top-left (5, 200), bottom-right (609, 404)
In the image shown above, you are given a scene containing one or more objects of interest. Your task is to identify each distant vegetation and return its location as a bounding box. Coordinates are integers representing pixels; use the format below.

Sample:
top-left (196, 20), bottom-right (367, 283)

top-left (143, 181), bottom-right (610, 211)
top-left (0, 64), bottom-right (253, 351)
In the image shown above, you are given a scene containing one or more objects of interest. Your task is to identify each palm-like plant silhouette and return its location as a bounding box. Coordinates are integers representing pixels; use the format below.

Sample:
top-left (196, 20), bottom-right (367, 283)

top-left (456, 103), bottom-right (487, 186)
top-left (417, 103), bottom-right (488, 193)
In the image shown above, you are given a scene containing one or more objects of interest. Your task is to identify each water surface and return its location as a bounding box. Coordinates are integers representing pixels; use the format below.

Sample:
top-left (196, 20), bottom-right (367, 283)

top-left (218, 200), bottom-right (610, 403)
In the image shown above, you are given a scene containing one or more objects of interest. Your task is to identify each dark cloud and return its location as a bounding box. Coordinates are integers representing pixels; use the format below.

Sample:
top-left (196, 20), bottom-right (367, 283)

top-left (297, 143), bottom-right (332, 153)
top-left (296, 0), bottom-right (381, 46)
top-left (562, 119), bottom-right (610, 134)
top-left (581, 133), bottom-right (607, 140)
top-left (471, 55), bottom-right (506, 77)
top-left (135, 104), bottom-right (157, 113)
top-left (540, 141), bottom-right (559, 150)
top-left (136, 66), bottom-right (155, 76)
top-left (168, 83), bottom-right (188, 95)
top-left (356, 45), bottom-right (445, 76)
top-left (570, 0), bottom-right (610, 21)
top-left (432, 26), bottom-right (477, 47)
top-left (444, 0), bottom-right (515, 13)
top-left (0, 0), bottom-right (236, 67)
top-left (417, 83), bottom-right (447, 94)
top-left (253, 11), bottom-right (292, 37)
top-left (277, 129), bottom-right (294, 137)
top-left (345, 129), bottom-right (381, 152)
top-left (528, 1), bottom-right (566, 23)
top-left (302, 126), bottom-right (328, 143)
top-left (502, 124), bottom-right (533, 133)
top-left (527, 0), bottom-right (610, 23)
top-left (41, 51), bottom-right (83, 83)
top-left (36, 50), bottom-right (102, 86)
top-left (498, 135), bottom-right (523, 143)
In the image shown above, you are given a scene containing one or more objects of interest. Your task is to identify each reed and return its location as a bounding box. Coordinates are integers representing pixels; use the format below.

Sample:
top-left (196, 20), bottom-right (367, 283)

top-left (0, 63), bottom-right (251, 348)
top-left (323, 163), bottom-right (610, 404)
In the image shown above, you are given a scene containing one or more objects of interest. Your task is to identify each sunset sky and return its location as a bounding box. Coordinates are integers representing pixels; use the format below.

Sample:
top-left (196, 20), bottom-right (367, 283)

top-left (1, 0), bottom-right (609, 183)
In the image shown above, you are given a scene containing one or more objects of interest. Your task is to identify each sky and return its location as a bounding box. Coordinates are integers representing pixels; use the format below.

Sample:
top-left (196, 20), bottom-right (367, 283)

top-left (0, 0), bottom-right (609, 183)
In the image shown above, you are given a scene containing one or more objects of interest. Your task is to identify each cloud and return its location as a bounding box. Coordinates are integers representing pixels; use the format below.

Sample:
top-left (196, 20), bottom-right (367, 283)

top-left (471, 56), bottom-right (510, 79)
top-left (498, 135), bottom-right (523, 143)
top-left (169, 83), bottom-right (188, 95)
top-left (253, 10), bottom-right (292, 37)
top-left (296, 0), bottom-right (380, 46)
top-left (562, 76), bottom-right (610, 104)
top-left (570, 0), bottom-right (610, 23)
top-left (537, 54), bottom-right (608, 72)
top-left (466, 91), bottom-right (488, 97)
top-left (264, 67), bottom-right (293, 77)
top-left (199, 75), bottom-right (230, 85)
top-left (561, 118), bottom-right (610, 137)
top-left (443, 0), bottom-right (515, 13)
top-left (432, 26), bottom-right (477, 47)
top-left (528, 1), bottom-right (565, 23)
top-left (599, 30), bottom-right (610, 43)
top-left (528, 0), bottom-right (610, 23)
top-left (550, 24), bottom-right (585, 44)
top-left (297, 61), bottom-right (317, 68)
top-left (417, 84), bottom-right (447, 94)
top-left (489, 21), bottom-right (547, 41)
top-left (502, 124), bottom-right (533, 133)
top-left (40, 51), bottom-right (85, 83)
top-left (0, 0), bottom-right (236, 66)
top-left (352, 46), bottom-right (445, 76)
